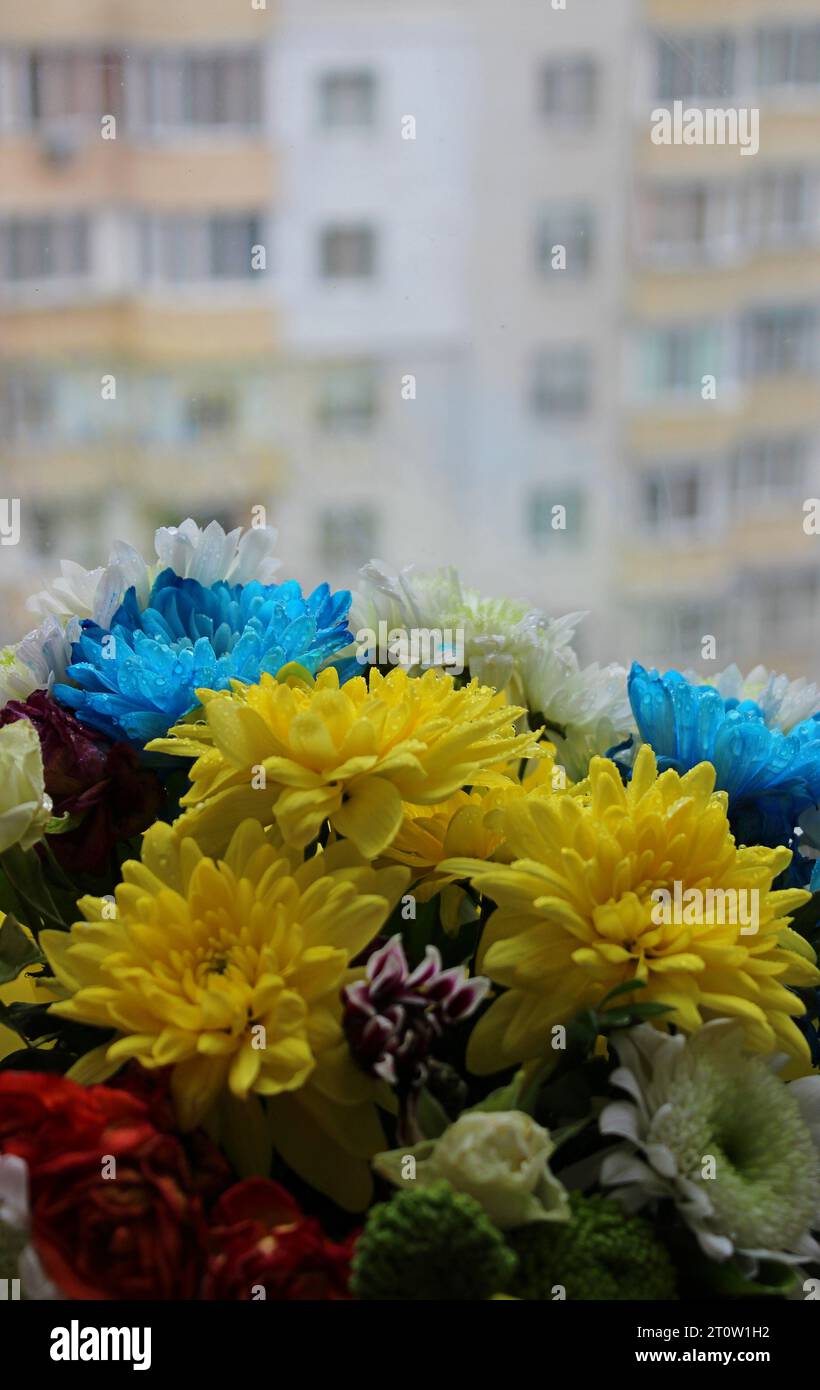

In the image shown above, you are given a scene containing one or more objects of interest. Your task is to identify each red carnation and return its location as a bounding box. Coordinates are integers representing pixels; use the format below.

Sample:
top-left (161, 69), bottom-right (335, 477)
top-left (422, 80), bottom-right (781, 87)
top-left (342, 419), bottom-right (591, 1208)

top-left (32, 1126), bottom-right (208, 1300)
top-left (203, 1177), bottom-right (355, 1300)
top-left (0, 1072), bottom-right (223, 1300)
top-left (0, 1071), bottom-right (149, 1170)
top-left (112, 1064), bottom-right (233, 1204)
top-left (0, 691), bottom-right (163, 875)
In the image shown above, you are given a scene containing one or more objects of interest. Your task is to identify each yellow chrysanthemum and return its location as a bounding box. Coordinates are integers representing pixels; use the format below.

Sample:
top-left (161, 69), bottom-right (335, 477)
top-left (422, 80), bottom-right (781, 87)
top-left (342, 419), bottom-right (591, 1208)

top-left (441, 746), bottom-right (820, 1071)
top-left (40, 820), bottom-right (409, 1210)
top-left (149, 666), bottom-right (543, 859)
top-left (0, 916), bottom-right (56, 1061)
top-left (382, 752), bottom-right (565, 905)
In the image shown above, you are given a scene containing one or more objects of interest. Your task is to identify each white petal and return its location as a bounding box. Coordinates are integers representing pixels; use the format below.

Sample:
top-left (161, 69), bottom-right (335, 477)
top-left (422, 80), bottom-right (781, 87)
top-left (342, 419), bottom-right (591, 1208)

top-left (599, 1100), bottom-right (643, 1143)
top-left (646, 1142), bottom-right (678, 1178)
top-left (676, 1176), bottom-right (714, 1219)
top-left (19, 1243), bottom-right (62, 1300)
top-left (600, 1150), bottom-right (663, 1191)
top-left (695, 1228), bottom-right (734, 1262)
top-left (0, 1154), bottom-right (30, 1229)
top-left (608, 1065), bottom-right (651, 1118)
top-left (789, 1077), bottom-right (820, 1148)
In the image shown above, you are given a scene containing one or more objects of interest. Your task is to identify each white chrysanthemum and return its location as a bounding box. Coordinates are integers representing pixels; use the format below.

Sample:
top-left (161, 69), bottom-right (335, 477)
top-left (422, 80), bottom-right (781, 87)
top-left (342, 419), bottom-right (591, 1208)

top-left (0, 1155), bottom-right (62, 1300)
top-left (27, 542), bottom-right (151, 630)
top-left (688, 664), bottom-right (820, 733)
top-left (0, 616), bottom-right (79, 707)
top-left (350, 561), bottom-right (580, 697)
top-left (14, 520), bottom-right (281, 707)
top-left (28, 519), bottom-right (279, 633)
top-left (0, 720), bottom-right (53, 853)
top-left (599, 1022), bottom-right (820, 1268)
top-left (519, 643), bottom-right (633, 782)
top-left (153, 517), bottom-right (280, 588)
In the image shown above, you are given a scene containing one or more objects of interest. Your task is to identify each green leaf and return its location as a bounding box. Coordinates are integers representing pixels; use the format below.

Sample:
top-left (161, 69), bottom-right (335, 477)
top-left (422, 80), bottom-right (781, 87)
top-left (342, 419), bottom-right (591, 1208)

top-left (416, 1086), bottom-right (451, 1139)
top-left (627, 1001), bottom-right (674, 1020)
top-left (549, 1117), bottom-right (592, 1150)
top-left (690, 1253), bottom-right (798, 1300)
top-left (599, 978), bottom-right (648, 1007)
top-left (44, 812), bottom-right (81, 837)
top-left (0, 845), bottom-right (71, 934)
top-left (0, 1217), bottom-right (27, 1281)
top-left (0, 1046), bottom-right (72, 1075)
top-left (0, 867), bottom-right (28, 923)
top-left (469, 1072), bottom-right (526, 1114)
top-left (517, 1054), bottom-right (564, 1113)
top-left (397, 896), bottom-right (440, 967)
top-left (598, 1009), bottom-right (634, 1028)
top-left (205, 1092), bottom-right (273, 1178)
top-left (787, 890), bottom-right (820, 950)
top-left (0, 914), bottom-right (44, 986)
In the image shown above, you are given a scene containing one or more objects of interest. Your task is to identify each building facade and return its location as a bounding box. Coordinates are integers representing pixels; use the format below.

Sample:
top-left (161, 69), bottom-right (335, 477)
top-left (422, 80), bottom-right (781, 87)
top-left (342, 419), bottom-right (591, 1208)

top-left (1, 0), bottom-right (820, 681)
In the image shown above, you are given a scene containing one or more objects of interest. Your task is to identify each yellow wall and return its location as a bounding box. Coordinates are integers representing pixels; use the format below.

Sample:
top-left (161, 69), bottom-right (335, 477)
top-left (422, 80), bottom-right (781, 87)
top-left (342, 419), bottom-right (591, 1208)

top-left (0, 141), bottom-right (275, 211)
top-left (645, 0), bottom-right (820, 26)
top-left (0, 0), bottom-right (275, 42)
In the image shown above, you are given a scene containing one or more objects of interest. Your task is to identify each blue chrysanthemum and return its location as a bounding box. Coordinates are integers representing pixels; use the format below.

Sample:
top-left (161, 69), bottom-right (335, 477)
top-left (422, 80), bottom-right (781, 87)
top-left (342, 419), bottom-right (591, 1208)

top-left (622, 663), bottom-right (820, 849)
top-left (53, 569), bottom-right (354, 744)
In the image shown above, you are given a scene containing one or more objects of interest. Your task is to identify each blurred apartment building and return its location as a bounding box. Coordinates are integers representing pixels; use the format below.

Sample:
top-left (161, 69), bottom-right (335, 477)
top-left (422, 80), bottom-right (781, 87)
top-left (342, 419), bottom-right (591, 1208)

top-left (0, 0), bottom-right (281, 633)
top-left (1, 0), bottom-right (819, 679)
top-left (0, 0), bottom-right (471, 641)
top-left (623, 0), bottom-right (820, 675)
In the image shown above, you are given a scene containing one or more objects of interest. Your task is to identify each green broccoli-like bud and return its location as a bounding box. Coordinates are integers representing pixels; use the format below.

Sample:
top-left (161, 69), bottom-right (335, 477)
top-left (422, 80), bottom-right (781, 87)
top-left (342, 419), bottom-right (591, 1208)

top-left (507, 1192), bottom-right (677, 1300)
top-left (351, 1179), bottom-right (517, 1300)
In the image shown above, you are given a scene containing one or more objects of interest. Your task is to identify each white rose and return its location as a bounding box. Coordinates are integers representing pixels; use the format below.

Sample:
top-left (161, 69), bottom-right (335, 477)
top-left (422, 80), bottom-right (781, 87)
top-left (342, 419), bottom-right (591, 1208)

top-left (0, 720), bottom-right (52, 854)
top-left (374, 1110), bottom-right (570, 1230)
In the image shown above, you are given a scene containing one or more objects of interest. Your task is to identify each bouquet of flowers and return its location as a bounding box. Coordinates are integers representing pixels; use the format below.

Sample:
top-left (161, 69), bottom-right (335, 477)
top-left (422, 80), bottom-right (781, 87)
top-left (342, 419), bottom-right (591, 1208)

top-left (2, 516), bottom-right (820, 1302)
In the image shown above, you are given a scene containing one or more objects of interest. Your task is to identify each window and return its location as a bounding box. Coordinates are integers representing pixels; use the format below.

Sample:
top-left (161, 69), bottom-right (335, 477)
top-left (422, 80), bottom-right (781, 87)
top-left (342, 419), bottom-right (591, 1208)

top-left (641, 323), bottom-right (723, 396)
top-left (24, 48), bottom-right (123, 125)
top-left (742, 306), bottom-right (817, 377)
top-left (655, 33), bottom-right (735, 102)
top-left (747, 170), bottom-right (814, 247)
top-left (731, 437), bottom-right (807, 505)
top-left (0, 372), bottom-right (54, 443)
top-left (130, 51), bottom-right (262, 131)
top-left (319, 225), bottom-right (376, 280)
top-left (671, 603), bottom-right (719, 656)
top-left (640, 183), bottom-right (737, 263)
top-left (319, 70), bottom-right (377, 128)
top-left (317, 365), bottom-right (379, 432)
top-left (0, 215), bottom-right (89, 282)
top-left (748, 569), bottom-right (820, 646)
top-left (530, 346), bottom-right (591, 417)
top-left (139, 214), bottom-right (262, 282)
top-left (538, 57), bottom-right (597, 127)
top-left (756, 27), bottom-right (820, 88)
top-left (641, 465), bottom-right (703, 534)
top-left (535, 206), bottom-right (594, 276)
top-left (320, 505), bottom-right (377, 568)
top-left (30, 502), bottom-right (60, 557)
top-left (185, 392), bottom-right (236, 439)
top-left (643, 599), bottom-right (723, 666)
top-left (526, 486), bottom-right (584, 546)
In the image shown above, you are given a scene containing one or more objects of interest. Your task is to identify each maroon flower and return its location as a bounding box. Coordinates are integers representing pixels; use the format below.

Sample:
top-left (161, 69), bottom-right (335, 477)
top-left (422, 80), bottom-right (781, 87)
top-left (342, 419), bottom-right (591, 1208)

top-left (113, 1064), bottom-right (232, 1204)
top-left (0, 691), bottom-right (163, 874)
top-left (203, 1178), bottom-right (355, 1300)
top-left (343, 935), bottom-right (489, 1092)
